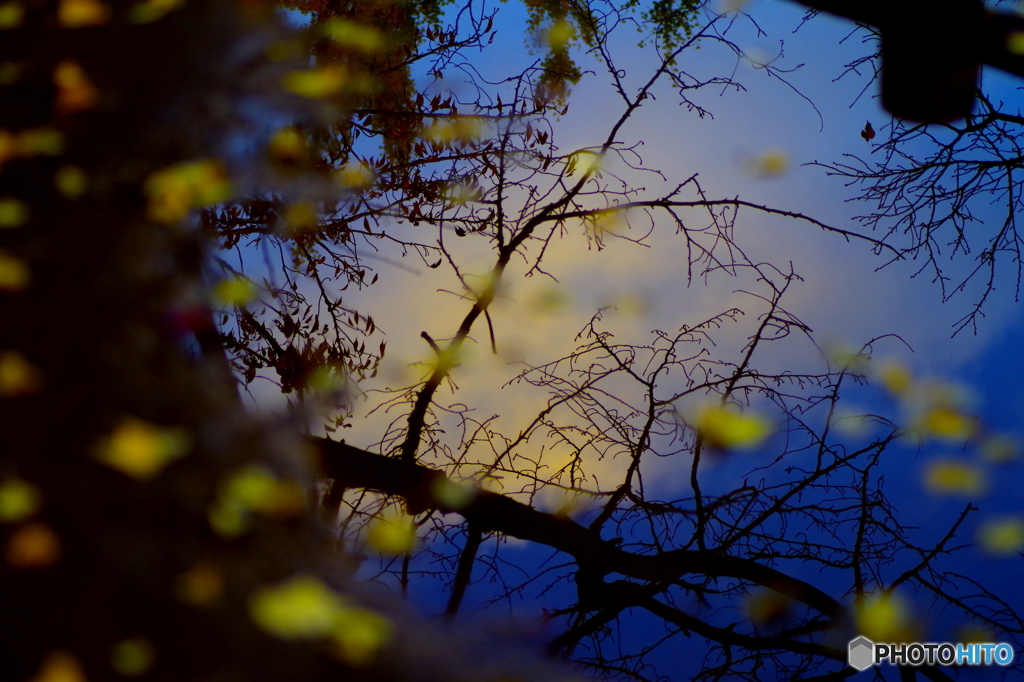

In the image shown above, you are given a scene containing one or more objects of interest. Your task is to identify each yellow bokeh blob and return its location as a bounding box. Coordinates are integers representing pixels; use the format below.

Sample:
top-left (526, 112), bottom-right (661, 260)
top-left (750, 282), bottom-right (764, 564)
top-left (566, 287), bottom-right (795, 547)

top-left (7, 522), bottom-right (61, 568)
top-left (544, 18), bottom-right (576, 50)
top-left (336, 161), bottom-right (376, 190)
top-left (0, 197), bottom-right (28, 227)
top-left (923, 458), bottom-right (987, 498)
top-left (695, 404), bottom-right (772, 451)
top-left (54, 61), bottom-right (97, 115)
top-left (55, 165), bottom-right (87, 199)
top-left (145, 160), bottom-right (231, 224)
top-left (856, 592), bottom-right (913, 643)
top-left (366, 512), bottom-right (417, 555)
top-left (177, 562), bottom-right (224, 607)
top-left (96, 417), bottom-right (189, 480)
top-left (30, 651), bottom-right (85, 682)
top-left (0, 252), bottom-right (29, 292)
top-left (322, 18), bottom-right (387, 52)
top-left (213, 276), bottom-right (257, 306)
top-left (110, 637), bottom-right (155, 676)
top-left (127, 0), bottom-right (184, 23)
top-left (0, 350), bottom-right (41, 396)
top-left (58, 0), bottom-right (109, 27)
top-left (282, 66), bottom-right (347, 99)
top-left (0, 477), bottom-right (41, 522)
top-left (977, 516), bottom-right (1024, 556)
top-left (0, 2), bottom-right (23, 28)
top-left (250, 575), bottom-right (344, 638)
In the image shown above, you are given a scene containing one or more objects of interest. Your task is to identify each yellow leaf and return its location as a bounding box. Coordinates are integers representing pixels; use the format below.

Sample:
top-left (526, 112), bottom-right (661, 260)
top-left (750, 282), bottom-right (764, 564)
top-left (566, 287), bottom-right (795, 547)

top-left (177, 562), bottom-right (224, 606)
top-left (366, 512), bottom-right (416, 555)
top-left (977, 516), bottom-right (1024, 556)
top-left (918, 406), bottom-right (976, 442)
top-left (695, 404), bottom-right (772, 450)
top-left (746, 589), bottom-right (792, 626)
top-left (0, 350), bottom-right (41, 396)
top-left (110, 637), bottom-right (154, 676)
top-left (0, 2), bottom-right (23, 28)
top-left (876, 360), bottom-right (911, 396)
top-left (0, 197), bottom-right (28, 227)
top-left (208, 499), bottom-right (247, 537)
top-left (923, 458), bottom-right (987, 497)
top-left (19, 128), bottom-right (64, 156)
top-left (0, 251), bottom-right (29, 292)
top-left (980, 434), bottom-right (1019, 464)
top-left (96, 417), bottom-right (189, 480)
top-left (221, 464), bottom-right (305, 516)
top-left (0, 477), bottom-right (41, 522)
top-left (250, 575), bottom-right (344, 639)
top-left (212, 276), bottom-right (257, 306)
top-left (1008, 31), bottom-right (1024, 56)
top-left (283, 202), bottom-right (318, 231)
top-left (58, 0), bottom-right (109, 27)
top-left (0, 62), bottom-right (19, 84)
top-left (856, 592), bottom-right (912, 643)
top-left (126, 0), bottom-right (184, 23)
top-left (7, 522), bottom-right (61, 568)
top-left (430, 477), bottom-right (476, 510)
top-left (54, 61), bottom-right (97, 114)
top-left (55, 165), bottom-right (87, 198)
top-left (145, 160), bottom-right (231, 223)
top-left (329, 605), bottom-right (392, 666)
top-left (544, 19), bottom-right (575, 50)
top-left (335, 161), bottom-right (376, 190)
top-left (322, 18), bottom-right (387, 52)
top-left (282, 66), bottom-right (347, 98)
top-left (30, 651), bottom-right (85, 682)
top-left (757, 150), bottom-right (788, 177)
top-left (267, 126), bottom-right (306, 165)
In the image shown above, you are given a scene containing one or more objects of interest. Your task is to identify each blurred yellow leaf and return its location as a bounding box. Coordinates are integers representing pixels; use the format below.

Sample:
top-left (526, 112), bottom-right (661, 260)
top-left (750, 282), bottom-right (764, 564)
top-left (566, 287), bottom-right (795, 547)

top-left (110, 637), bottom-right (154, 676)
top-left (58, 0), bottom-right (109, 27)
top-left (283, 202), bottom-right (318, 231)
top-left (0, 350), bottom-right (41, 396)
top-left (877, 360), bottom-right (911, 396)
top-left (695, 404), bottom-right (772, 450)
top-left (566, 150), bottom-right (602, 177)
top-left (208, 499), bottom-right (247, 537)
top-left (222, 464), bottom-right (305, 516)
top-left (19, 128), bottom-right (64, 156)
top-left (322, 18), bottom-right (387, 52)
top-left (55, 165), bottom-right (87, 198)
top-left (430, 477), bottom-right (476, 510)
top-left (7, 522), bottom-right (60, 568)
top-left (213, 276), bottom-right (257, 306)
top-left (918, 406), bottom-right (977, 442)
top-left (748, 149), bottom-right (789, 178)
top-left (366, 512), bottom-right (416, 554)
top-left (544, 19), bottom-right (575, 50)
top-left (0, 251), bottom-right (29, 292)
top-left (330, 605), bottom-right (392, 666)
top-left (127, 0), bottom-right (184, 23)
top-left (1008, 31), bottom-right (1024, 56)
top-left (96, 417), bottom-right (189, 480)
top-left (977, 516), bottom-right (1024, 556)
top-left (250, 575), bottom-right (344, 639)
top-left (267, 126), bottom-right (306, 165)
top-left (54, 61), bottom-right (97, 114)
top-left (335, 161), bottom-right (376, 190)
top-left (980, 434), bottom-right (1019, 464)
top-left (282, 66), bottom-right (347, 98)
top-left (0, 62), bottom-right (19, 84)
top-left (0, 197), bottom-right (28, 227)
top-left (30, 651), bottom-right (85, 682)
top-left (145, 160), bottom-right (231, 223)
top-left (177, 562), bottom-right (224, 606)
top-left (856, 592), bottom-right (912, 642)
top-left (0, 2), bottom-right (23, 28)
top-left (0, 477), bottom-right (40, 522)
top-left (923, 458), bottom-right (987, 497)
